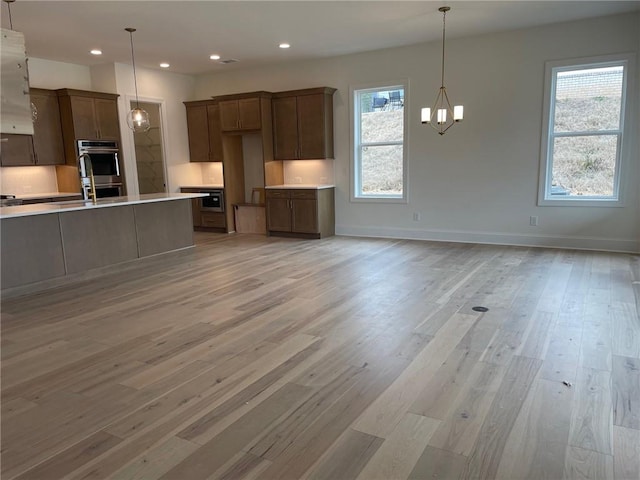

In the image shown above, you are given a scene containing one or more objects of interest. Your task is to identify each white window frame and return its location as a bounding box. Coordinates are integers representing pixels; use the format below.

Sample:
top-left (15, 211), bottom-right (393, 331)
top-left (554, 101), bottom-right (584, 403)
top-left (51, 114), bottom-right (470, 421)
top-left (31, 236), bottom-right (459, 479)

top-left (537, 53), bottom-right (634, 207)
top-left (350, 80), bottom-right (409, 203)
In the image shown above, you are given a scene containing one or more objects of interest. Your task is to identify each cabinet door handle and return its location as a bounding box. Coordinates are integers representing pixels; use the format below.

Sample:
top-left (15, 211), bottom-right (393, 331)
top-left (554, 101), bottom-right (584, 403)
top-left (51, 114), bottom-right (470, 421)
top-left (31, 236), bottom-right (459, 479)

top-left (34, 153), bottom-right (38, 164)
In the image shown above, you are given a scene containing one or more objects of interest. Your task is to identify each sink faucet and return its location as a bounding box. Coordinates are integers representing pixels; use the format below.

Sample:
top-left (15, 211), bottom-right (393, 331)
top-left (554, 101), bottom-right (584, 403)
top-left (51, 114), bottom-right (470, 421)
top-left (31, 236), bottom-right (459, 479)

top-left (77, 153), bottom-right (97, 204)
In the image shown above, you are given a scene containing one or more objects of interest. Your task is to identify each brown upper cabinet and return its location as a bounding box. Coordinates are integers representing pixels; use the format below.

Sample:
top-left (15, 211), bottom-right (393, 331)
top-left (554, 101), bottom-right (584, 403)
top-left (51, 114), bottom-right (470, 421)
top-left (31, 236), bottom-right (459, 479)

top-left (184, 100), bottom-right (223, 162)
top-left (217, 92), bottom-right (271, 132)
top-left (30, 88), bottom-right (65, 166)
top-left (1, 88), bottom-right (66, 167)
top-left (57, 89), bottom-right (120, 140)
top-left (272, 87), bottom-right (336, 160)
top-left (56, 89), bottom-right (120, 165)
top-left (0, 134), bottom-right (36, 166)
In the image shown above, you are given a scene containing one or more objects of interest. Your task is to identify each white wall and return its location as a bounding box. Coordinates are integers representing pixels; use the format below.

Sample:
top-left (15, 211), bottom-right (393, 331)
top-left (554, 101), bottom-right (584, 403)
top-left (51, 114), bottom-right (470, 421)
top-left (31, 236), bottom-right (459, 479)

top-left (28, 57), bottom-right (92, 90)
top-left (90, 63), bottom-right (118, 94)
top-left (194, 12), bottom-right (639, 252)
top-left (108, 63), bottom-right (199, 194)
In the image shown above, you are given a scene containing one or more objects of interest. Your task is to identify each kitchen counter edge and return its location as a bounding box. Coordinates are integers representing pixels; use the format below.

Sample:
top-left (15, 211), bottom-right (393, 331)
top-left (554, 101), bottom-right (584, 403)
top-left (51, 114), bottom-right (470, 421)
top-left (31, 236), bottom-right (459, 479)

top-left (179, 185), bottom-right (224, 190)
top-left (0, 193), bottom-right (208, 219)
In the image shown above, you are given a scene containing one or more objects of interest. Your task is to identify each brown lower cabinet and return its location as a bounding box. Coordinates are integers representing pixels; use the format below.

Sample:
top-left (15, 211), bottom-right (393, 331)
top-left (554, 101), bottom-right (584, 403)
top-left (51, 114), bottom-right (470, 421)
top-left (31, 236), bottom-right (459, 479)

top-left (266, 187), bottom-right (334, 239)
top-left (181, 187), bottom-right (227, 232)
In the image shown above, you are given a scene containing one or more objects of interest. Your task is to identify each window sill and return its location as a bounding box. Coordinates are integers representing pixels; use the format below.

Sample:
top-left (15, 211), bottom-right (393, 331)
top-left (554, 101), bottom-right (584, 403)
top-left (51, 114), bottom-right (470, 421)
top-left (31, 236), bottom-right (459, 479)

top-left (537, 197), bottom-right (623, 207)
top-left (351, 195), bottom-right (407, 204)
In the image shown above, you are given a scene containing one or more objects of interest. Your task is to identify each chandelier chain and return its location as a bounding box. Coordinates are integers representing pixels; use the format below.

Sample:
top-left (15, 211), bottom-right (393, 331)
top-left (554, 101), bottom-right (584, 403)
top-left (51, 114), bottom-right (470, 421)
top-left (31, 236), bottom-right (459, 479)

top-left (441, 8), bottom-right (446, 88)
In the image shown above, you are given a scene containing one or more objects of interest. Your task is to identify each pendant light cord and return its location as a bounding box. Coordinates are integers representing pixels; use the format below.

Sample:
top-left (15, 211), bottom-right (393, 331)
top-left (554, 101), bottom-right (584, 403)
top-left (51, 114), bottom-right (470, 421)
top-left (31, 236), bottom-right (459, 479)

top-left (127, 29), bottom-right (141, 109)
top-left (5, 0), bottom-right (14, 29)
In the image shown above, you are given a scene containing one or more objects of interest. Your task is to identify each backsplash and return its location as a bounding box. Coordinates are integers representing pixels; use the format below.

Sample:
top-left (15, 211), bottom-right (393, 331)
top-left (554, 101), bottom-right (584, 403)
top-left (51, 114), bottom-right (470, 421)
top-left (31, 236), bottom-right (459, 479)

top-left (200, 162), bottom-right (223, 185)
top-left (283, 159), bottom-right (334, 185)
top-left (0, 166), bottom-right (58, 195)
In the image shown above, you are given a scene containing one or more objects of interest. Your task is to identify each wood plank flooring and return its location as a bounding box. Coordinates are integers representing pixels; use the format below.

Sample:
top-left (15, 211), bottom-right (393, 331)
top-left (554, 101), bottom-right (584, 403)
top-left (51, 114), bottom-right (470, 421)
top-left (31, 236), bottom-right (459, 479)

top-left (1, 233), bottom-right (639, 479)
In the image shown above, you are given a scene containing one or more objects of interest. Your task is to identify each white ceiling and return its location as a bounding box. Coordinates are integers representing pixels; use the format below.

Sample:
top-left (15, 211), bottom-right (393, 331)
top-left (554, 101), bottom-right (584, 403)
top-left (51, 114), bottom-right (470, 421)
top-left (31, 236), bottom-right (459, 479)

top-left (3, 1), bottom-right (639, 75)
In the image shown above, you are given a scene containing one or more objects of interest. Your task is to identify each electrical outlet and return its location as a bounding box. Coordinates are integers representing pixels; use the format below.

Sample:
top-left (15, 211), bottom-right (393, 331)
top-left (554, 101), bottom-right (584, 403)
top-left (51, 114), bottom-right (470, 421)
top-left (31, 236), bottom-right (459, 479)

top-left (294, 176), bottom-right (302, 184)
top-left (413, 212), bottom-right (421, 222)
top-left (320, 176), bottom-right (328, 184)
top-left (23, 185), bottom-right (32, 193)
top-left (530, 216), bottom-right (538, 226)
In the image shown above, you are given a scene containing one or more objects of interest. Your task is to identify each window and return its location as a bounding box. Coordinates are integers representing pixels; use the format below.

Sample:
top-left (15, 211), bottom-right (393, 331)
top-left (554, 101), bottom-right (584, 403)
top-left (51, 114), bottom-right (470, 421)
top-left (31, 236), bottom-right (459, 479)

top-left (538, 55), bottom-right (632, 206)
top-left (352, 83), bottom-right (407, 201)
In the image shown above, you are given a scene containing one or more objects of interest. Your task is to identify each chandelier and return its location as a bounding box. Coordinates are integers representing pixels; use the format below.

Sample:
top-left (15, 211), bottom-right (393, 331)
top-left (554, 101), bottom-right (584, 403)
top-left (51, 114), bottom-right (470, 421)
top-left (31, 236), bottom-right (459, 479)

top-left (421, 6), bottom-right (464, 135)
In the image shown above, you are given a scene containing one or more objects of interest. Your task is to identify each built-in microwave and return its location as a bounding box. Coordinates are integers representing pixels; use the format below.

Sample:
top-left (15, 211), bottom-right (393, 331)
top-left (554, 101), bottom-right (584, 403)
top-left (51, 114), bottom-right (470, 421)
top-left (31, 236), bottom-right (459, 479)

top-left (201, 190), bottom-right (224, 212)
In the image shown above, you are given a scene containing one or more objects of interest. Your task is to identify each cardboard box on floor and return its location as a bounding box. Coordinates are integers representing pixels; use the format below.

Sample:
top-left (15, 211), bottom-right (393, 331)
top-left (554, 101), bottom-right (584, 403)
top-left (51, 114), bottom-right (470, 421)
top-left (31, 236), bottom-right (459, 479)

top-left (234, 188), bottom-right (266, 234)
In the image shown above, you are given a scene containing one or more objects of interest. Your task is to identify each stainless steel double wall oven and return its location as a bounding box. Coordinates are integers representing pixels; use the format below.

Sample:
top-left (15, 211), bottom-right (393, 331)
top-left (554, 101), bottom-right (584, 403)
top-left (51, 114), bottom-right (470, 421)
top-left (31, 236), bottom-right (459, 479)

top-left (77, 140), bottom-right (124, 199)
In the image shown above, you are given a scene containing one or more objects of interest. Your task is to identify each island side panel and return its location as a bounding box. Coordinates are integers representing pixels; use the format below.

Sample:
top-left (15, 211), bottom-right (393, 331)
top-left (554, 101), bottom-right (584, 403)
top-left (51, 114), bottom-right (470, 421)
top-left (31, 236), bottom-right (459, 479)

top-left (0, 215), bottom-right (66, 289)
top-left (59, 206), bottom-right (139, 274)
top-left (133, 199), bottom-right (194, 258)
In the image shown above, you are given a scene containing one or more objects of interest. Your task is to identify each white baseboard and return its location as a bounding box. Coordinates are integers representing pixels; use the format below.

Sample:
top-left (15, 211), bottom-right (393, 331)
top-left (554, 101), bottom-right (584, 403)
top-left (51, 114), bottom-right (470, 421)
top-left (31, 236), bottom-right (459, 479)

top-left (335, 225), bottom-right (639, 254)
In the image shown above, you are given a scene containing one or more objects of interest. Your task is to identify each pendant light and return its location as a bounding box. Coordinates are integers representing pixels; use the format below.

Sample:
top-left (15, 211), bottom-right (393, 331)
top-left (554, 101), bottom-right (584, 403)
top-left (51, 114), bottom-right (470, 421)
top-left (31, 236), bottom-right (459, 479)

top-left (125, 27), bottom-right (150, 133)
top-left (421, 6), bottom-right (464, 135)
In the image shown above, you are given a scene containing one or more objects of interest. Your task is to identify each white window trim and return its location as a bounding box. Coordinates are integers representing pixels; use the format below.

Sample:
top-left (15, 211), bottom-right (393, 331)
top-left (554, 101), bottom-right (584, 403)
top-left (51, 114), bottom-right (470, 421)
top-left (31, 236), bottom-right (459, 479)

top-left (537, 53), bottom-right (635, 207)
top-left (350, 79), bottom-right (409, 203)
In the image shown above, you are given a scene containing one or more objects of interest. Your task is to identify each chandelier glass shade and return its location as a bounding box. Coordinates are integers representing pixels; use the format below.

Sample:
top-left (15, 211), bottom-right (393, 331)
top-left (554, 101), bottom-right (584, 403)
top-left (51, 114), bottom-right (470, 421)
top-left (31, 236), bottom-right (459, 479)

top-left (421, 6), bottom-right (464, 135)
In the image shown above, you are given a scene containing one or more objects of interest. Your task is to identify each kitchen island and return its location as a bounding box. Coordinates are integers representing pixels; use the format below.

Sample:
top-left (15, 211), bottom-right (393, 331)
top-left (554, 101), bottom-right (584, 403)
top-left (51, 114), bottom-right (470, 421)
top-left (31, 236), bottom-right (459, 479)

top-left (1, 193), bottom-right (206, 297)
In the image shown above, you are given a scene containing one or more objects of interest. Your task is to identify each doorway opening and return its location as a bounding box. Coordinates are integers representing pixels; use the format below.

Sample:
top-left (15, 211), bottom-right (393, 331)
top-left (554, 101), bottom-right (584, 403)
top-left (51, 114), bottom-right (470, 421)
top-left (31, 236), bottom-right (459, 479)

top-left (131, 101), bottom-right (167, 194)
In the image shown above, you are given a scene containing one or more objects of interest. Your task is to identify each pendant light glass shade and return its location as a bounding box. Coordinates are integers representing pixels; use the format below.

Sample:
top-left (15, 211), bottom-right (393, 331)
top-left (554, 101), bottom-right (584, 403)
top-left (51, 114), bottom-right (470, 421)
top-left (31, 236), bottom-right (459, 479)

top-left (127, 107), bottom-right (150, 132)
top-left (125, 27), bottom-right (150, 133)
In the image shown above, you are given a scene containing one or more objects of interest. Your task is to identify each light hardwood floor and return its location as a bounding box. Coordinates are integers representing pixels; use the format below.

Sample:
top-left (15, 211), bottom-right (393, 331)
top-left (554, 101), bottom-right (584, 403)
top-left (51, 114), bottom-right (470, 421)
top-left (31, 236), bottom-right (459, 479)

top-left (1, 233), bottom-right (639, 480)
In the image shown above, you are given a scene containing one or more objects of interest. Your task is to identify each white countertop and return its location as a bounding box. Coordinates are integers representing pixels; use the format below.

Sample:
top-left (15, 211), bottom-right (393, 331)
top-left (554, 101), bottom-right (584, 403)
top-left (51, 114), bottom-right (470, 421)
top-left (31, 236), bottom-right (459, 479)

top-left (265, 184), bottom-right (335, 190)
top-left (180, 184), bottom-right (224, 189)
top-left (0, 193), bottom-right (207, 219)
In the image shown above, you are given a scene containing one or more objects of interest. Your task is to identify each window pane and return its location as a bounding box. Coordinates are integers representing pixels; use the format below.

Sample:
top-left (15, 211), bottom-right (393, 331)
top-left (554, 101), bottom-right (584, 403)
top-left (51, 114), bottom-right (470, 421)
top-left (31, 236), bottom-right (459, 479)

top-left (360, 89), bottom-right (404, 143)
top-left (360, 145), bottom-right (403, 196)
top-left (554, 66), bottom-right (623, 132)
top-left (552, 135), bottom-right (618, 197)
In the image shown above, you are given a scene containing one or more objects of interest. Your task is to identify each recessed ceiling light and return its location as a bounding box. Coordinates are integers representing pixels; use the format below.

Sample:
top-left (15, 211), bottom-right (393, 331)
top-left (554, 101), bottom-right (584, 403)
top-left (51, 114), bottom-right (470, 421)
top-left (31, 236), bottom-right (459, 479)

top-left (209, 54), bottom-right (221, 60)
top-left (279, 43), bottom-right (290, 49)
top-left (90, 49), bottom-right (102, 55)
top-left (160, 63), bottom-right (170, 68)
